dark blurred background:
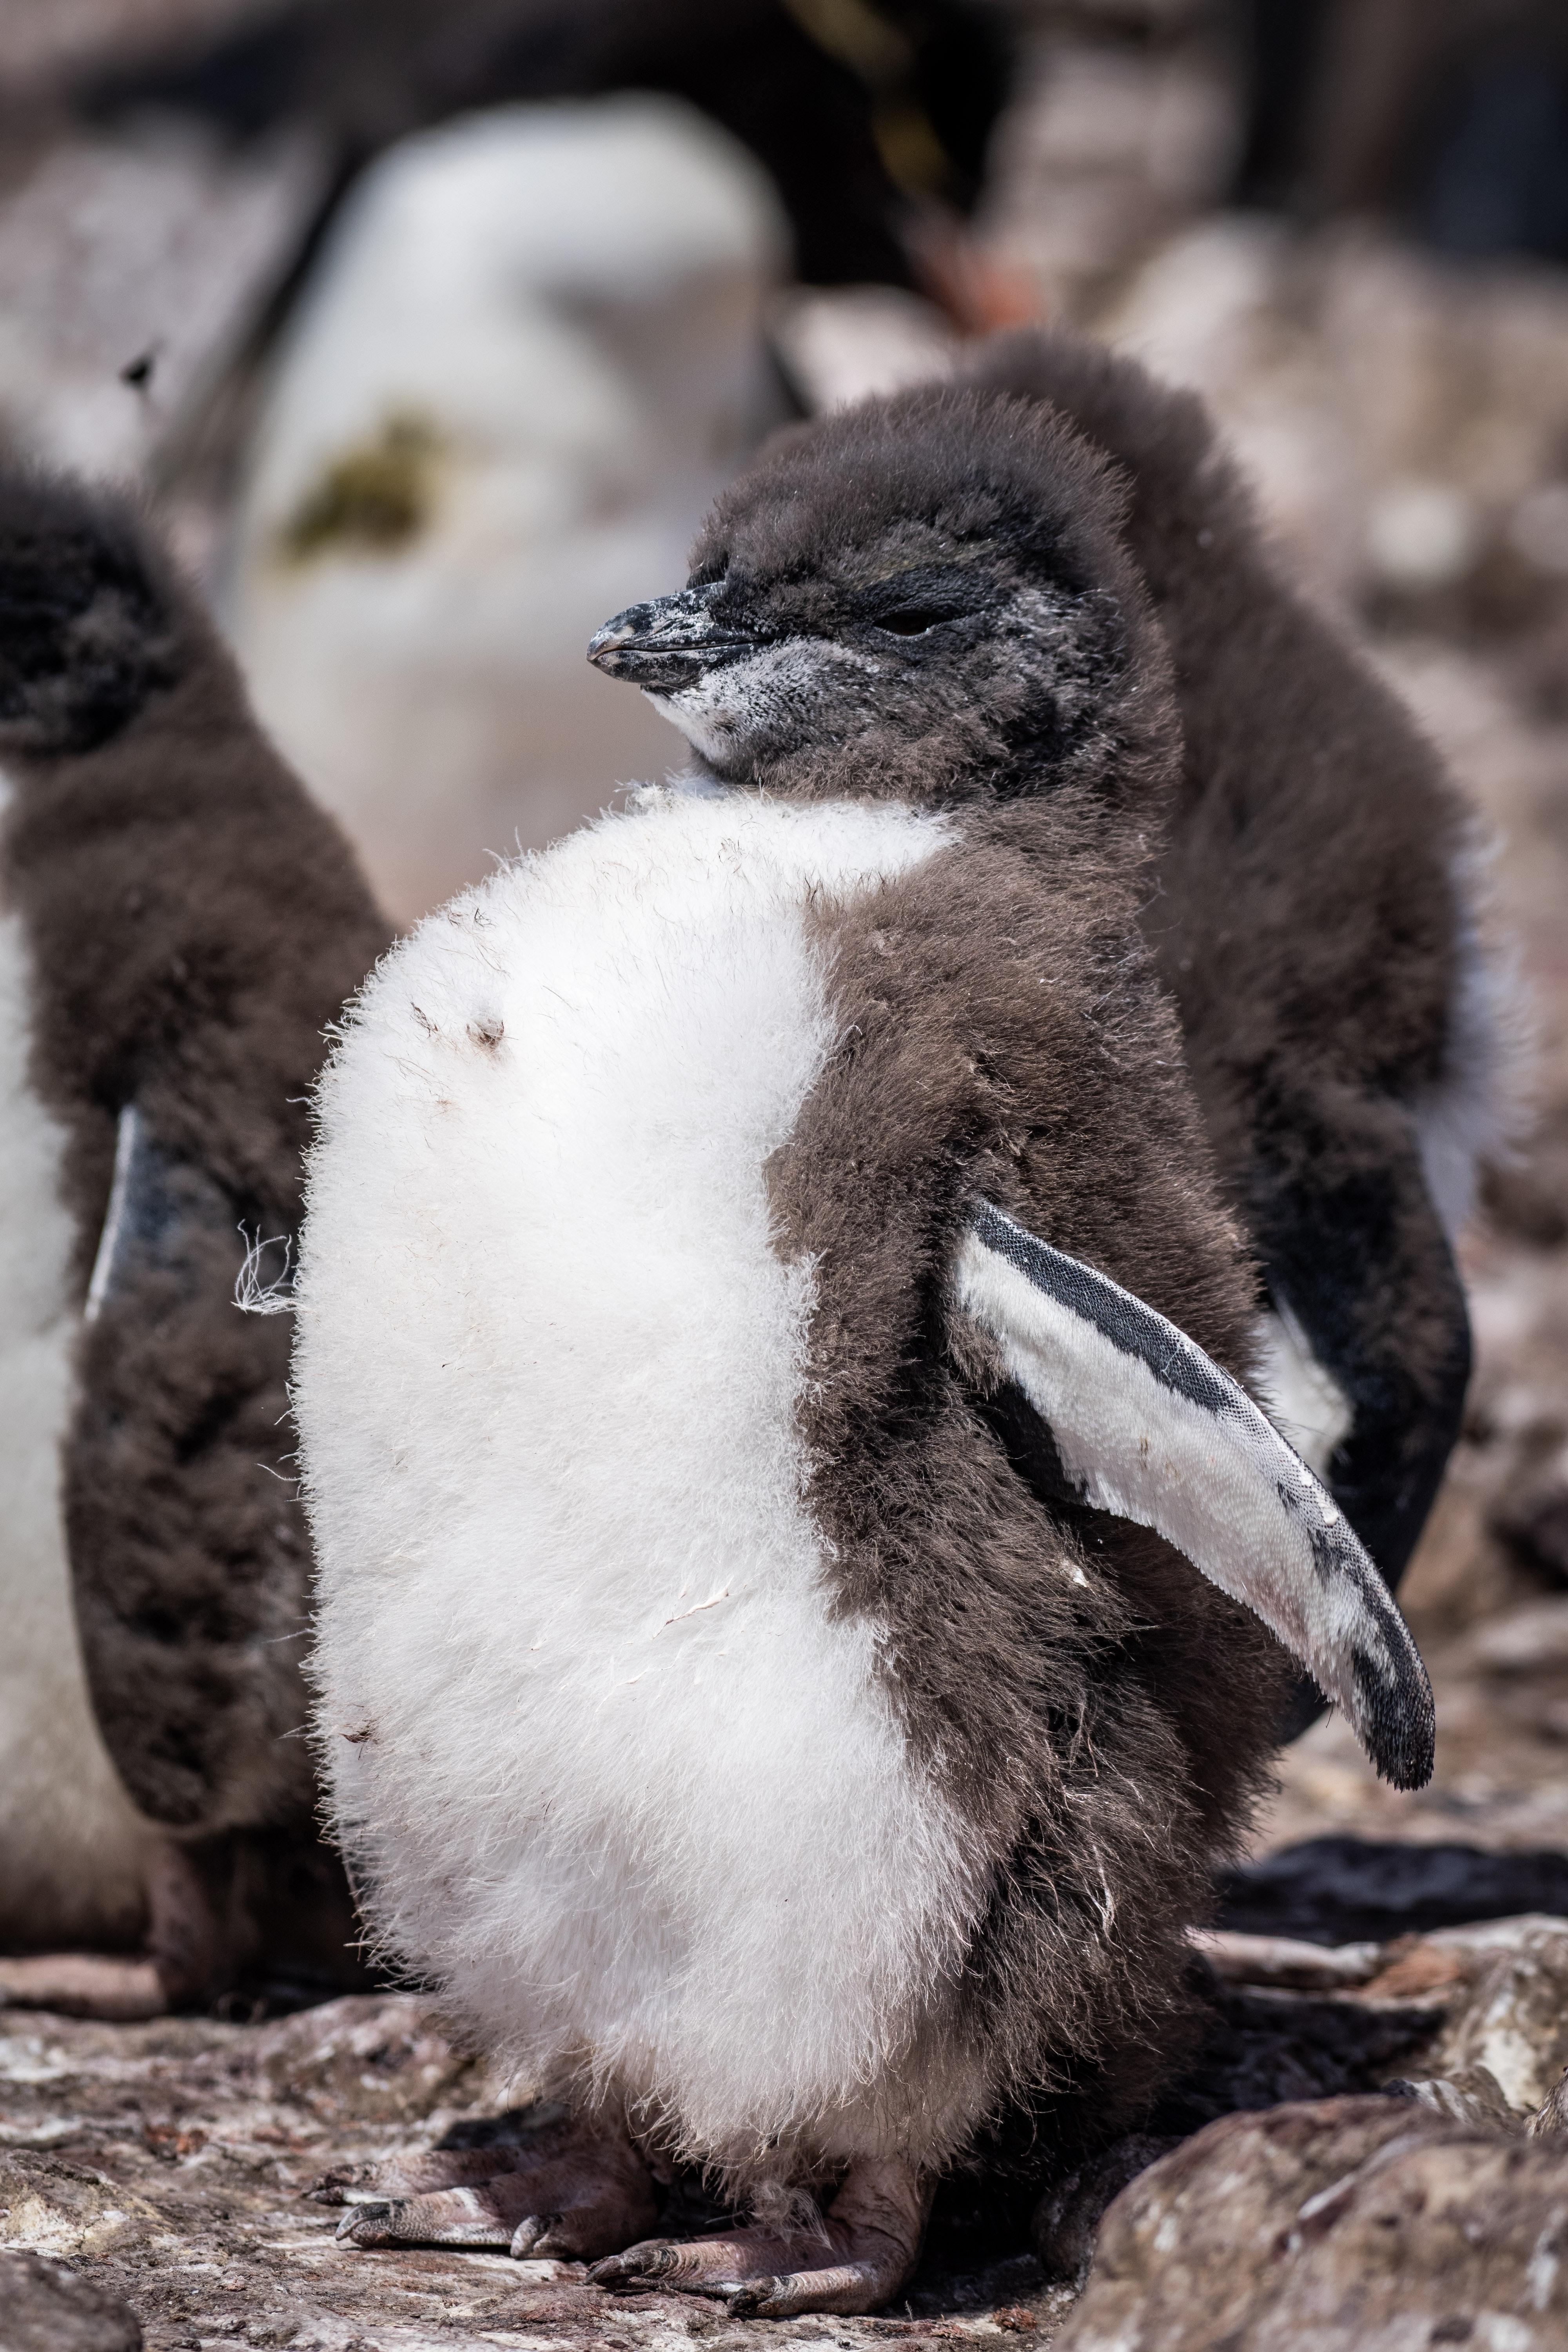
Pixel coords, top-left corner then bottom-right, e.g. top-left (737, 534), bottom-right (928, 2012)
top-left (5, 0), bottom-right (1568, 1854)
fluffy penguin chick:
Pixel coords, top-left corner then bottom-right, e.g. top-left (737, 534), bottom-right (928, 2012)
top-left (296, 388), bottom-right (1433, 2318)
top-left (0, 466), bottom-right (390, 2014)
top-left (960, 330), bottom-right (1509, 1733)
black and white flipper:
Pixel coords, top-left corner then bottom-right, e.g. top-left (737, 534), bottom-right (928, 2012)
top-left (954, 1198), bottom-right (1435, 1790)
top-left (84, 1104), bottom-right (240, 1323)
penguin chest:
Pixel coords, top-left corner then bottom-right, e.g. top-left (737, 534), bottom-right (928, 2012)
top-left (299, 790), bottom-right (987, 2146)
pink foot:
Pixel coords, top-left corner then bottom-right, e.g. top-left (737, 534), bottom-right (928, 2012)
top-left (0, 1840), bottom-right (224, 2021)
top-left (589, 2156), bottom-right (930, 2318)
top-left (0, 1954), bottom-right (166, 2021)
top-left (319, 2106), bottom-right (657, 2262)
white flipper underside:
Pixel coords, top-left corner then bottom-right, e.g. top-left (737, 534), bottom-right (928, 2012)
top-left (953, 1200), bottom-right (1434, 1789)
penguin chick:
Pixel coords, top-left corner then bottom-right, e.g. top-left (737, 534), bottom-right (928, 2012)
top-left (294, 387), bottom-right (1432, 2318)
top-left (0, 466), bottom-right (390, 2014)
top-left (959, 329), bottom-right (1508, 1732)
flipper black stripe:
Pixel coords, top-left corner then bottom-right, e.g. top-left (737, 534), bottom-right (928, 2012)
top-left (955, 1198), bottom-right (1435, 1789)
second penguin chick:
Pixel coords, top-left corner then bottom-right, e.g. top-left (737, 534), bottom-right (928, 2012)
top-left (0, 467), bottom-right (391, 2013)
top-left (961, 328), bottom-right (1507, 1729)
top-left (294, 388), bottom-right (1433, 2318)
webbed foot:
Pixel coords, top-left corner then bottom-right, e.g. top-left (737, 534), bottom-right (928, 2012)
top-left (318, 2105), bottom-right (656, 2262)
top-left (589, 2155), bottom-right (929, 2318)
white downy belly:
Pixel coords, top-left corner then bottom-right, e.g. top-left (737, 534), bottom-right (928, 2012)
top-left (296, 788), bottom-right (986, 2163)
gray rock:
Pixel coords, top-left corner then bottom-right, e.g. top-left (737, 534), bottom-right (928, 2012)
top-left (1056, 2094), bottom-right (1568, 2350)
top-left (251, 1991), bottom-right (492, 2123)
top-left (0, 2251), bottom-right (141, 2352)
top-left (1381, 2065), bottom-right (1521, 2132)
top-left (1217, 1836), bottom-right (1568, 1945)
top-left (0, 121), bottom-right (324, 481)
top-left (1422, 1926), bottom-right (1568, 2114)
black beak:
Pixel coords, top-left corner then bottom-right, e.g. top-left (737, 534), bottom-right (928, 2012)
top-left (586, 585), bottom-right (760, 693)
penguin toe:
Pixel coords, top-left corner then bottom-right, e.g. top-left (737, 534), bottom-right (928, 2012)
top-left (517, 2195), bottom-right (651, 2263)
top-left (592, 2158), bottom-right (926, 2315)
top-left (587, 2238), bottom-right (684, 2289)
top-left (590, 2228), bottom-right (893, 2314)
top-left (325, 2112), bottom-right (657, 2261)
top-left (730, 2263), bottom-right (886, 2319)
top-left (507, 2213), bottom-right (557, 2258)
top-left (312, 2171), bottom-right (375, 2206)
top-left (335, 2184), bottom-right (532, 2248)
top-left (336, 2201), bottom-right (393, 2242)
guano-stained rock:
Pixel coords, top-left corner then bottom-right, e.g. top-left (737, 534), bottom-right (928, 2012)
top-left (1056, 2095), bottom-right (1568, 2351)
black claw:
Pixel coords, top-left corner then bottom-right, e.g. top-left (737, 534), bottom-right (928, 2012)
top-left (310, 2174), bottom-right (364, 2206)
top-left (509, 2212), bottom-right (561, 2259)
top-left (337, 2201), bottom-right (394, 2243)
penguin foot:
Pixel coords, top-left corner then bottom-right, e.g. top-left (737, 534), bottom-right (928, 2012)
top-left (588, 2154), bottom-right (929, 2318)
top-left (0, 1954), bottom-right (167, 2020)
top-left (320, 2107), bottom-right (656, 2263)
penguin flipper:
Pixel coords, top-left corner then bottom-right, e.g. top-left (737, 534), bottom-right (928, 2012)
top-left (84, 1105), bottom-right (237, 1323)
top-left (953, 1196), bottom-right (1435, 1790)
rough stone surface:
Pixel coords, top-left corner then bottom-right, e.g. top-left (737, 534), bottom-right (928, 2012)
top-left (0, 1996), bottom-right (1070, 2348)
top-left (11, 1923), bottom-right (1568, 2345)
top-left (0, 2249), bottom-right (142, 2351)
top-left (1054, 2097), bottom-right (1568, 2351)
top-left (1422, 1929), bottom-right (1568, 2116)
top-left (0, 123), bottom-right (323, 481)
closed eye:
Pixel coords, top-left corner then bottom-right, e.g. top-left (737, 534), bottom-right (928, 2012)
top-left (877, 608), bottom-right (951, 637)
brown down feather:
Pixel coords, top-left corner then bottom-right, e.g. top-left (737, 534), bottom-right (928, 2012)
top-left (0, 466), bottom-right (391, 1994)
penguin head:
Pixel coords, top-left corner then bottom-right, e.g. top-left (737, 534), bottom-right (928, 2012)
top-left (588, 384), bottom-right (1176, 811)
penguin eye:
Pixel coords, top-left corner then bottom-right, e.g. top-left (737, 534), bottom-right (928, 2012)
top-left (877, 608), bottom-right (950, 638)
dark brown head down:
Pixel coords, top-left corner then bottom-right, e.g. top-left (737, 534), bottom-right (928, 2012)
top-left (961, 330), bottom-right (1477, 1623)
top-left (0, 467), bottom-right (392, 1998)
top-left (591, 385), bottom-right (1178, 831)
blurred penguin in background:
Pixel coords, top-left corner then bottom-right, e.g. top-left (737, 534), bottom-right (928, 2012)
top-left (79, 0), bottom-right (1017, 294)
top-left (0, 465), bottom-right (390, 2017)
top-left (225, 97), bottom-right (791, 924)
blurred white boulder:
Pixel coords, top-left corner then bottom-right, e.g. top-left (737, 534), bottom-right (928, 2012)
top-left (769, 286), bottom-right (957, 412)
top-left (225, 96), bottom-right (790, 923)
top-left (0, 118), bottom-right (323, 482)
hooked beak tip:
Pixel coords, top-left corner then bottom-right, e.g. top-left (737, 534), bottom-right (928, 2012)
top-left (585, 617), bottom-right (637, 676)
top-left (586, 588), bottom-right (757, 691)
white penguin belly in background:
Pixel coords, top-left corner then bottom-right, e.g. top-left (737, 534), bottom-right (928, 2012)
top-left (225, 100), bottom-right (789, 926)
top-left (296, 788), bottom-right (986, 2170)
top-left (0, 862), bottom-right (156, 1953)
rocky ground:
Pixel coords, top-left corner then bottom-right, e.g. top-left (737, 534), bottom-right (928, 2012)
top-left (8, 8), bottom-right (1568, 2347)
top-left (5, 613), bottom-right (1568, 2347)
top-left (13, 1890), bottom-right (1568, 2346)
